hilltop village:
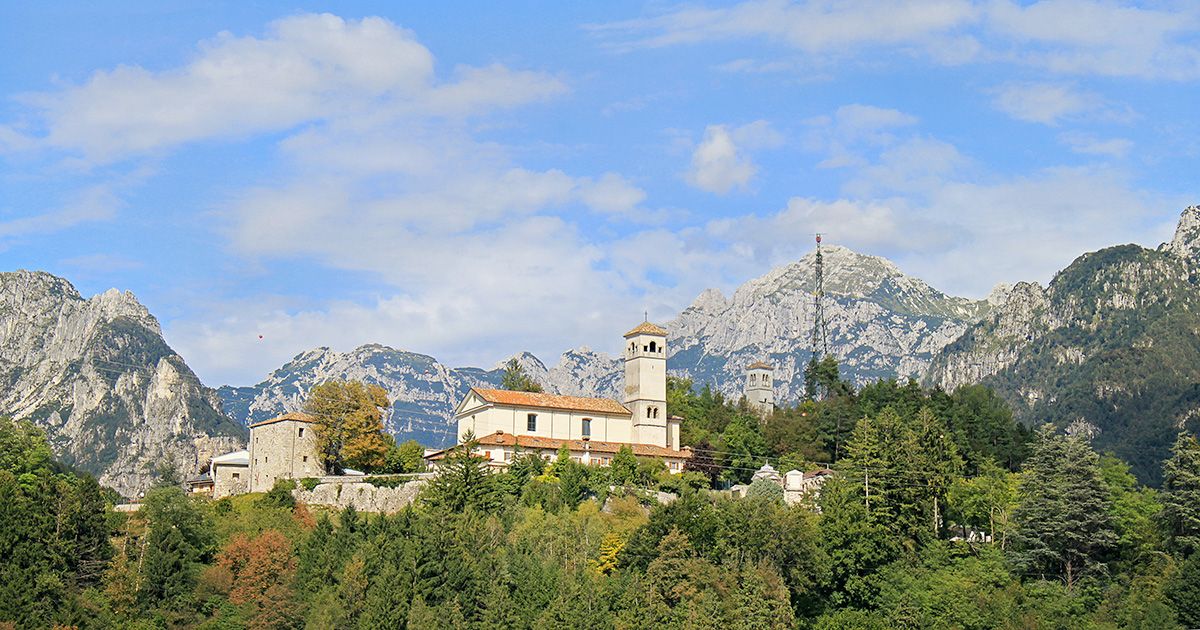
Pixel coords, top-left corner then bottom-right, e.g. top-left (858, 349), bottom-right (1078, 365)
top-left (191, 320), bottom-right (831, 510)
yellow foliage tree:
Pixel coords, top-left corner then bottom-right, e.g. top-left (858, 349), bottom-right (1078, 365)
top-left (591, 531), bottom-right (625, 575)
top-left (304, 381), bottom-right (392, 474)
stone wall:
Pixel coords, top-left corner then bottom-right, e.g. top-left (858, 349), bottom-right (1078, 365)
top-left (292, 476), bottom-right (430, 513)
top-left (212, 463), bottom-right (247, 499)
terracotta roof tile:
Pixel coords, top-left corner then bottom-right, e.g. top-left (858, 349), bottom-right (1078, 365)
top-left (623, 321), bottom-right (667, 337)
top-left (429, 431), bottom-right (692, 460)
top-left (746, 361), bottom-right (774, 370)
top-left (472, 388), bottom-right (630, 415)
top-left (249, 411), bottom-right (315, 429)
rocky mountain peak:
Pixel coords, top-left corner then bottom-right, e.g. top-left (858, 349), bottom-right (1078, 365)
top-left (1163, 204), bottom-right (1200, 260)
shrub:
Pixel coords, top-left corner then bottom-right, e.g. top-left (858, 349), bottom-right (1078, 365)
top-left (299, 477), bottom-right (320, 492)
top-left (258, 479), bottom-right (297, 509)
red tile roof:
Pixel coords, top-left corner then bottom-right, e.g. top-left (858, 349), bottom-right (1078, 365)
top-left (471, 388), bottom-right (630, 415)
top-left (249, 411), bottom-right (315, 429)
top-left (746, 361), bottom-right (774, 370)
top-left (428, 431), bottom-right (692, 461)
top-left (623, 321), bottom-right (667, 337)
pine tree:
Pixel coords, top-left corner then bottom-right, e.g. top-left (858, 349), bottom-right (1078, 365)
top-left (1009, 425), bottom-right (1117, 591)
top-left (1161, 431), bottom-right (1200, 557)
top-left (423, 437), bottom-right (499, 513)
top-left (500, 358), bottom-right (544, 392)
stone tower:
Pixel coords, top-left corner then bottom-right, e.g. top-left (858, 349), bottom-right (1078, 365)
top-left (624, 321), bottom-right (668, 447)
top-left (746, 361), bottom-right (775, 417)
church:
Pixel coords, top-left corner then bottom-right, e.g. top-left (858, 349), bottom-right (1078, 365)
top-left (432, 321), bottom-right (693, 472)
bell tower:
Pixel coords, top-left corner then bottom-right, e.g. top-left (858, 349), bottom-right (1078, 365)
top-left (745, 361), bottom-right (775, 418)
top-left (624, 320), bottom-right (668, 447)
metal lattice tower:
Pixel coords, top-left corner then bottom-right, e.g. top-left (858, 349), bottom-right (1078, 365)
top-left (810, 234), bottom-right (829, 360)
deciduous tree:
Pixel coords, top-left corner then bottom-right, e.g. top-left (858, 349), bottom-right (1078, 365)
top-left (304, 380), bottom-right (392, 474)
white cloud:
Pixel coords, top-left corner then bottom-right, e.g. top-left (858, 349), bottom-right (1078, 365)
top-left (592, 0), bottom-right (979, 54)
top-left (989, 82), bottom-right (1096, 125)
top-left (594, 0), bottom-right (1200, 80)
top-left (0, 183), bottom-right (122, 239)
top-left (985, 0), bottom-right (1200, 80)
top-left (1058, 132), bottom-right (1133, 157)
top-left (13, 14), bottom-right (565, 162)
top-left (806, 104), bottom-right (919, 167)
top-left (685, 121), bottom-right (781, 194)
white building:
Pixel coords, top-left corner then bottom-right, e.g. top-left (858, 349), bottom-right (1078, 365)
top-left (432, 321), bottom-right (691, 471)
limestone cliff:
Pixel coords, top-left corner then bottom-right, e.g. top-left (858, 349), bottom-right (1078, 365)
top-left (925, 205), bottom-right (1200, 484)
top-left (0, 271), bottom-right (245, 496)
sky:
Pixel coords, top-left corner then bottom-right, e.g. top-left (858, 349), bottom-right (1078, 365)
top-left (1, 1), bottom-right (1198, 386)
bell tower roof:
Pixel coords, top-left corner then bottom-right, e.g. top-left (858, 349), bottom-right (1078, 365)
top-left (624, 321), bottom-right (667, 338)
top-left (746, 361), bottom-right (774, 371)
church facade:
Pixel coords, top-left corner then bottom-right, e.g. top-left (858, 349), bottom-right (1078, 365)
top-left (436, 321), bottom-right (692, 472)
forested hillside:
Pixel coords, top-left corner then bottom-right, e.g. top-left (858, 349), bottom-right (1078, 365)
top-left (6, 368), bottom-right (1200, 628)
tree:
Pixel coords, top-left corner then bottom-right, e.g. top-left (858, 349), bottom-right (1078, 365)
top-left (304, 380), bottom-right (392, 474)
top-left (423, 436), bottom-right (499, 513)
top-left (500, 358), bottom-right (543, 392)
top-left (387, 439), bottom-right (427, 474)
top-left (1009, 425), bottom-right (1117, 591)
top-left (611, 445), bottom-right (638, 486)
top-left (1167, 553), bottom-right (1200, 628)
top-left (1161, 431), bottom-right (1200, 557)
top-left (745, 479), bottom-right (784, 504)
top-left (0, 417), bottom-right (52, 475)
top-left (218, 530), bottom-right (297, 629)
top-left (139, 486), bottom-right (216, 607)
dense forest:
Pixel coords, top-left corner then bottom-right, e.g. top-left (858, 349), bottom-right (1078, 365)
top-left (4, 363), bottom-right (1200, 628)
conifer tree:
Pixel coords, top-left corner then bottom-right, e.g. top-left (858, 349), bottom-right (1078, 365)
top-left (500, 358), bottom-right (544, 392)
top-left (1009, 425), bottom-right (1116, 591)
top-left (612, 445), bottom-right (638, 485)
top-left (1161, 431), bottom-right (1200, 557)
top-left (423, 436), bottom-right (499, 513)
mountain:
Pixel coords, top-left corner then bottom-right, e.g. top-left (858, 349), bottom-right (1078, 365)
top-left (216, 345), bottom-right (626, 446)
top-left (220, 246), bottom-right (990, 446)
top-left (0, 271), bottom-right (245, 496)
top-left (926, 205), bottom-right (1200, 484)
top-left (666, 245), bottom-right (994, 401)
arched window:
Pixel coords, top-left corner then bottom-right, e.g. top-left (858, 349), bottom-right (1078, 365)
top-left (647, 407), bottom-right (653, 418)
top-left (582, 418), bottom-right (591, 437)
top-left (649, 341), bottom-right (657, 353)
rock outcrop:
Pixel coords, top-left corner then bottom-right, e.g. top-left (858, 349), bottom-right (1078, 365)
top-left (0, 271), bottom-right (244, 496)
top-left (925, 204), bottom-right (1200, 484)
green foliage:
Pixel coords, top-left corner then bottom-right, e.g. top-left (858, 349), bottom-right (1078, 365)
top-left (611, 444), bottom-right (638, 485)
top-left (745, 478), bottom-right (784, 503)
top-left (422, 438), bottom-right (500, 513)
top-left (139, 486), bottom-right (217, 608)
top-left (257, 477), bottom-right (297, 509)
top-left (1161, 431), bottom-right (1200, 556)
top-left (1009, 426), bottom-right (1118, 591)
top-left (385, 438), bottom-right (427, 474)
top-left (500, 358), bottom-right (544, 392)
top-left (299, 476), bottom-right (320, 491)
top-left (0, 416), bottom-right (53, 475)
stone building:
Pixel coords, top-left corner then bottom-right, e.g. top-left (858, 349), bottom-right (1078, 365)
top-left (745, 361), bottom-right (775, 417)
top-left (247, 412), bottom-right (323, 493)
top-left (432, 321), bottom-right (691, 471)
top-left (210, 449), bottom-right (248, 498)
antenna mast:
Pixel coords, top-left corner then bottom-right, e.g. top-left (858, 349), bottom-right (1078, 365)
top-left (811, 234), bottom-right (829, 361)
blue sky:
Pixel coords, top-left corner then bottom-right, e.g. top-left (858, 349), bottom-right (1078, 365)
top-left (1, 1), bottom-right (1197, 385)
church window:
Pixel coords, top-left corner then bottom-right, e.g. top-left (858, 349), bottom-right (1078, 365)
top-left (647, 408), bottom-right (653, 418)
top-left (582, 418), bottom-right (591, 437)
top-left (649, 341), bottom-right (657, 353)
top-left (527, 413), bottom-right (537, 432)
